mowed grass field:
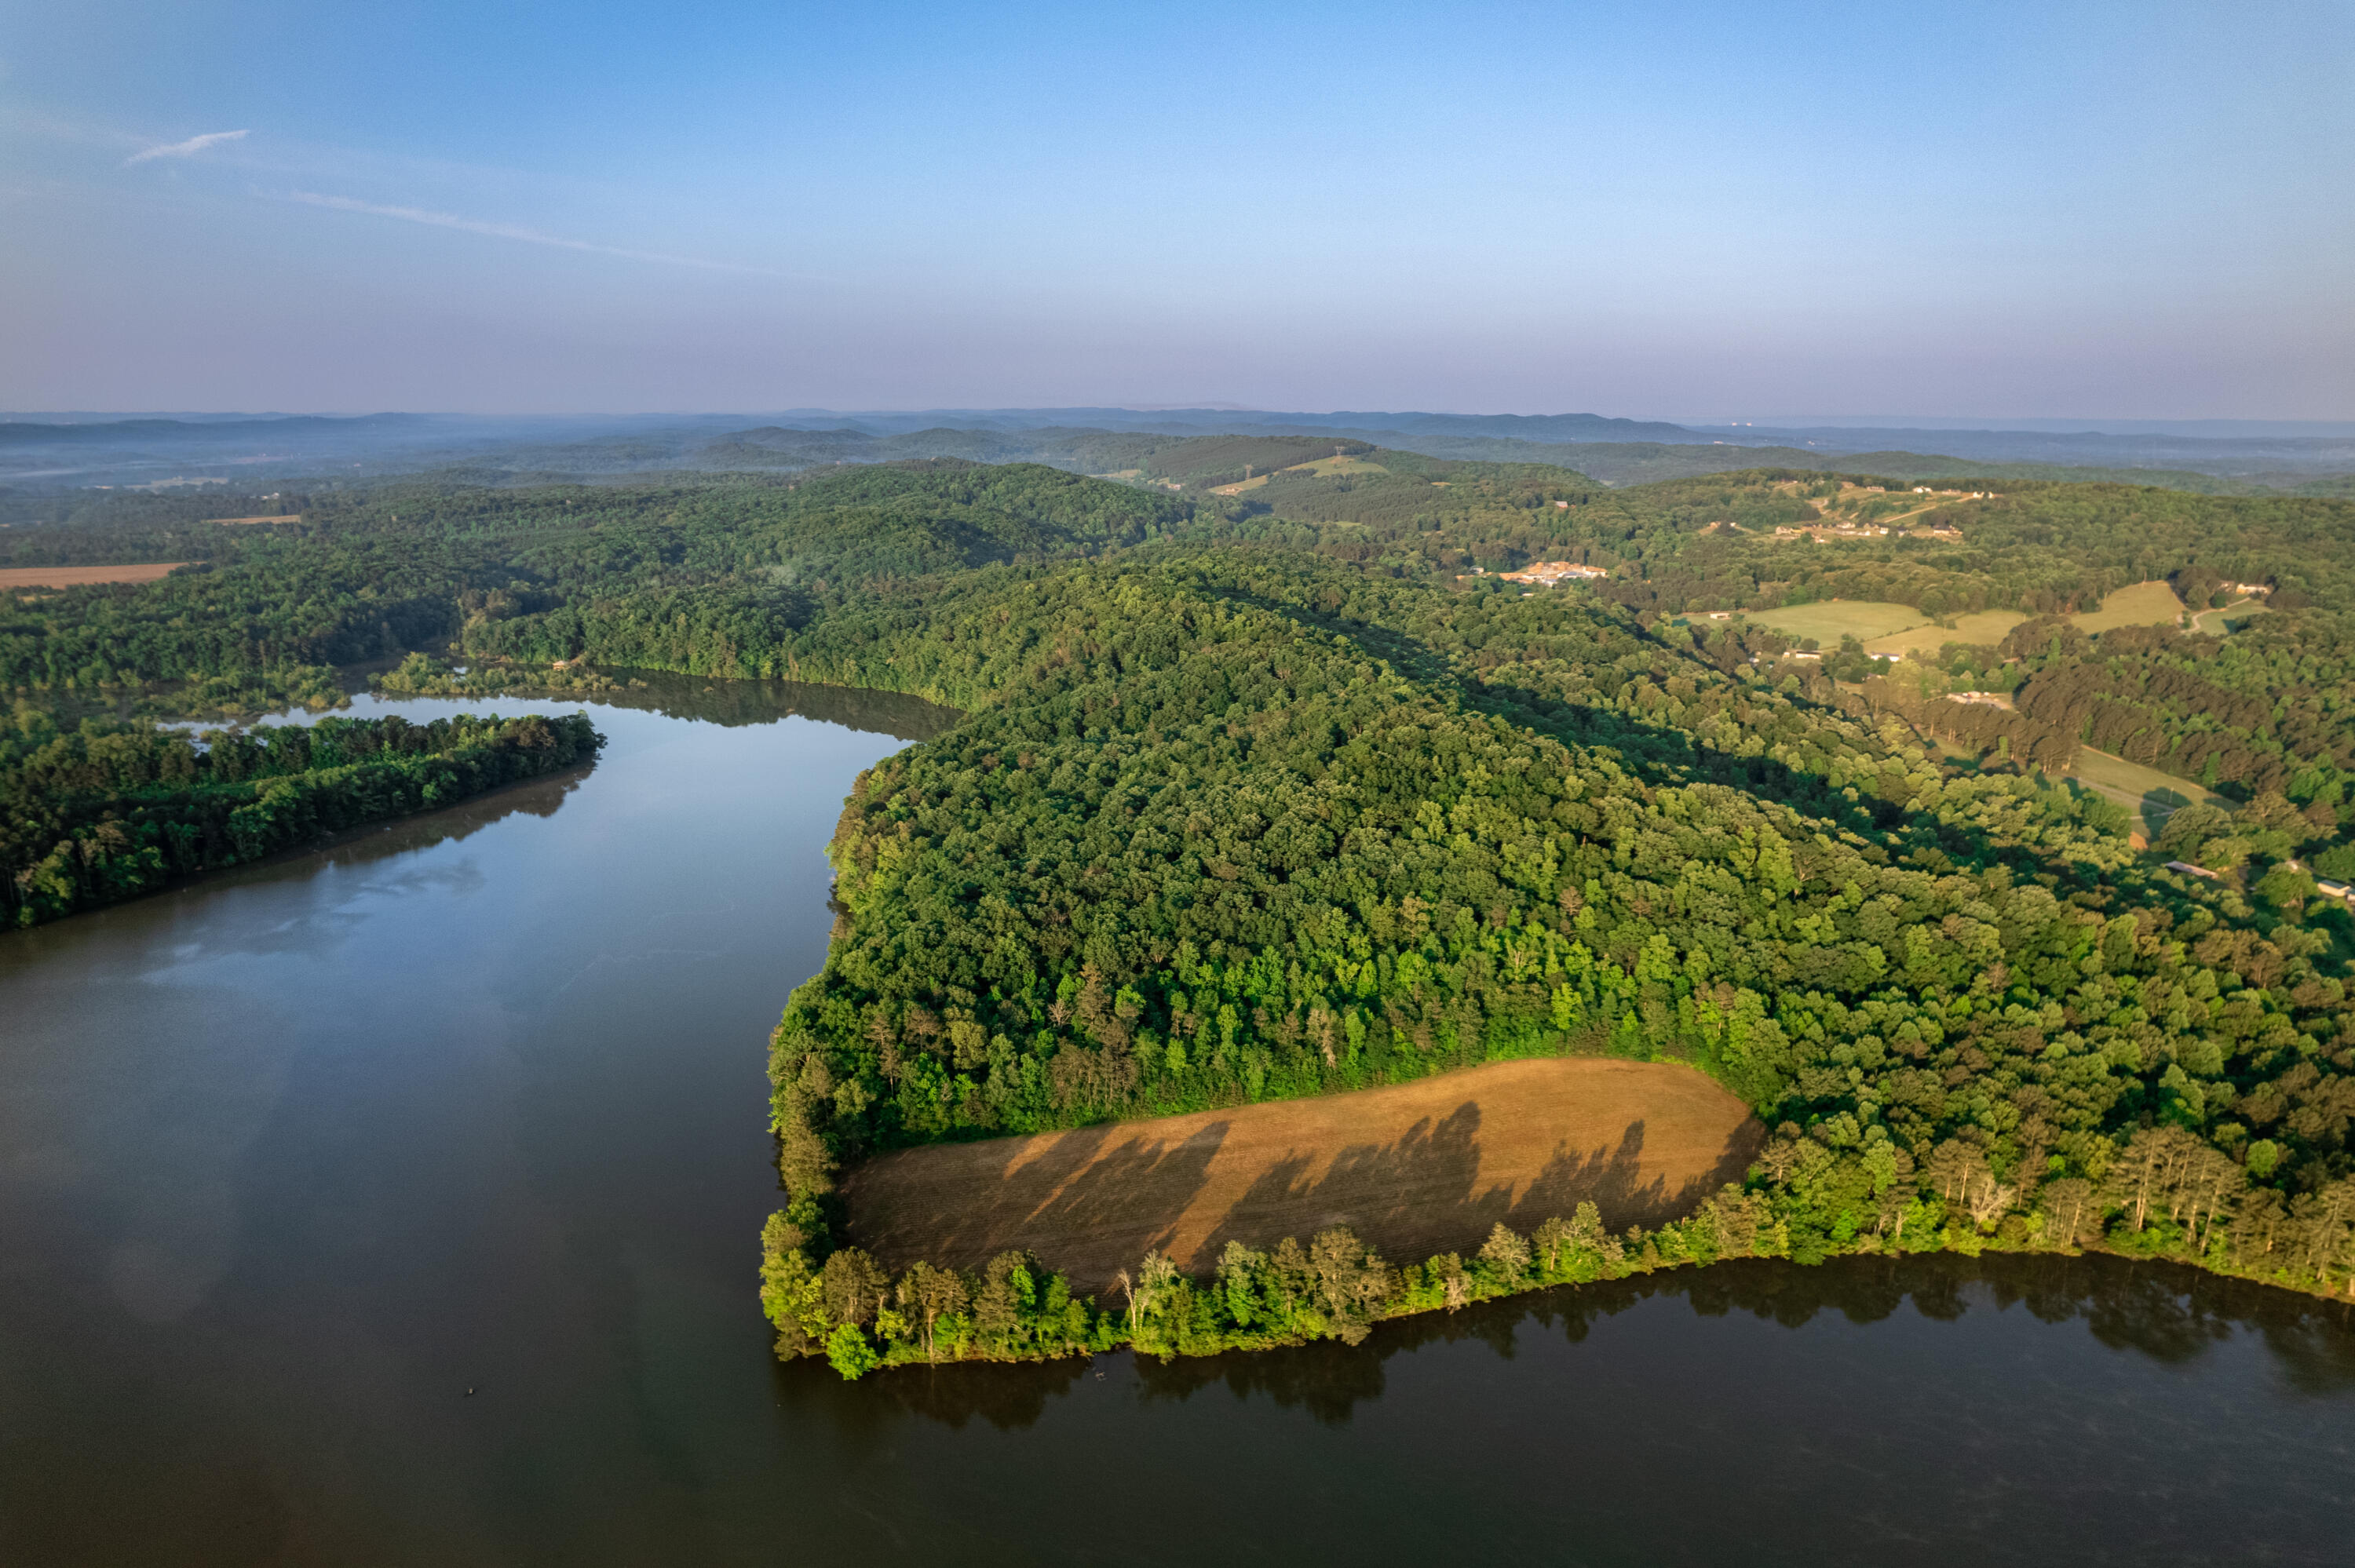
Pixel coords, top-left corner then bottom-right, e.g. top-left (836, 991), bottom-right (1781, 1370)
top-left (1289, 454), bottom-right (1387, 478)
top-left (1745, 584), bottom-right (2185, 655)
top-left (1209, 455), bottom-right (1387, 494)
top-left (2071, 747), bottom-right (2233, 826)
top-left (1864, 609), bottom-right (2028, 658)
top-left (2189, 599), bottom-right (2271, 637)
top-left (0, 563), bottom-right (186, 590)
top-left (841, 1058), bottom-right (1762, 1292)
top-left (2069, 581), bottom-right (2186, 634)
top-left (1743, 600), bottom-right (1925, 644)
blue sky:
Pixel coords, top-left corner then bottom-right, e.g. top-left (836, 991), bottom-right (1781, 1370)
top-left (3, 0), bottom-right (2350, 416)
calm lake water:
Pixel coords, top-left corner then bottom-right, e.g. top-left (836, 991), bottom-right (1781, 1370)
top-left (4, 680), bottom-right (2352, 1566)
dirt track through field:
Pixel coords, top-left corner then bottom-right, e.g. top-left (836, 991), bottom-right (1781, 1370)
top-left (842, 1058), bottom-right (1763, 1291)
top-left (0, 563), bottom-right (187, 589)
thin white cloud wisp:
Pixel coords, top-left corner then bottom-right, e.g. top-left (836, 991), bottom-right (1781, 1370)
top-left (283, 190), bottom-right (776, 275)
top-left (127, 129), bottom-right (250, 165)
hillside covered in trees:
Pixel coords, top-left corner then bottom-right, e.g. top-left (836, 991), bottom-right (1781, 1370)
top-left (9, 457), bottom-right (2355, 1375)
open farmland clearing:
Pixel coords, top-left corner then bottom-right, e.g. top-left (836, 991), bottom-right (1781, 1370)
top-left (2068, 581), bottom-right (2188, 634)
top-left (1288, 454), bottom-right (1388, 479)
top-left (0, 563), bottom-right (188, 590)
top-left (1864, 610), bottom-right (2028, 658)
top-left (2070, 746), bottom-right (2236, 826)
top-left (1747, 582), bottom-right (2185, 658)
top-left (1210, 454), bottom-right (1389, 495)
top-left (1743, 600), bottom-right (1926, 644)
top-left (841, 1058), bottom-right (1761, 1293)
top-left (2189, 599), bottom-right (2271, 636)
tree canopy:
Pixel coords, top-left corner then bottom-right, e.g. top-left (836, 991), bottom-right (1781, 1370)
top-left (10, 455), bottom-right (2355, 1373)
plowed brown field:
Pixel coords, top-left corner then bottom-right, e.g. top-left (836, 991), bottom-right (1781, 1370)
top-left (0, 563), bottom-right (186, 589)
top-left (842, 1058), bottom-right (1763, 1291)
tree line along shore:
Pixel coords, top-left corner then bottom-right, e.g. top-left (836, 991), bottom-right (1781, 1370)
top-left (6, 454), bottom-right (2355, 1376)
top-left (765, 1111), bottom-right (2350, 1380)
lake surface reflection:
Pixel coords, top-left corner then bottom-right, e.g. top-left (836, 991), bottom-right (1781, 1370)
top-left (3, 680), bottom-right (2351, 1566)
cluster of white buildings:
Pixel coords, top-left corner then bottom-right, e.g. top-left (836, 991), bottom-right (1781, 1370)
top-left (1773, 523), bottom-right (1893, 541)
top-left (1499, 561), bottom-right (1611, 585)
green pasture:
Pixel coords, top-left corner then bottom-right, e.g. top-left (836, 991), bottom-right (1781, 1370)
top-left (2069, 746), bottom-right (2233, 832)
top-left (1743, 600), bottom-right (1926, 644)
top-left (1864, 609), bottom-right (2027, 658)
top-left (2068, 581), bottom-right (2186, 634)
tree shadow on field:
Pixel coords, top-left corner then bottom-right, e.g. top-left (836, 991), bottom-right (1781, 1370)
top-left (842, 1118), bottom-right (1229, 1292)
top-left (1189, 1101), bottom-right (1762, 1273)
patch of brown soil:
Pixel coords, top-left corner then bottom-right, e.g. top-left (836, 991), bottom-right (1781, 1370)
top-left (842, 1058), bottom-right (1763, 1292)
top-left (0, 563), bottom-right (188, 589)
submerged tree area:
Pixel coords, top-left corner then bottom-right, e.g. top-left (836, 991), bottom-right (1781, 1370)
top-left (8, 457), bottom-right (2355, 1373)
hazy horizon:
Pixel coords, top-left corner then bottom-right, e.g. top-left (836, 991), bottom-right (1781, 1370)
top-left (5, 1), bottom-right (2350, 418)
top-left (9, 409), bottom-right (2355, 445)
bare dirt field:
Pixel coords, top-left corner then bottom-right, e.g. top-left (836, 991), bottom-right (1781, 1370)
top-left (0, 563), bottom-right (186, 590)
top-left (842, 1058), bottom-right (1763, 1291)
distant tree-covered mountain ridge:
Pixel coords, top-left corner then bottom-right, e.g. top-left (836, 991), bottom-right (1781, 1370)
top-left (9, 458), bottom-right (2355, 1374)
top-left (15, 410), bottom-right (2350, 497)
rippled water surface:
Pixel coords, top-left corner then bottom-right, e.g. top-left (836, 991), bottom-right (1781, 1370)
top-left (4, 680), bottom-right (2351, 1566)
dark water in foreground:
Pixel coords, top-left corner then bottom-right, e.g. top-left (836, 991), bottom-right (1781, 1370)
top-left (4, 682), bottom-right (2352, 1566)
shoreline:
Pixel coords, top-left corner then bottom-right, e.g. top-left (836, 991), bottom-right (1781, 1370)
top-left (766, 1186), bottom-right (2355, 1381)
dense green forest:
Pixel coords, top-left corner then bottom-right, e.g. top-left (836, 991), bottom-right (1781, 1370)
top-left (738, 541), bottom-right (2355, 1375)
top-left (1206, 460), bottom-right (2355, 620)
top-left (2003, 615), bottom-right (2355, 801)
top-left (9, 455), bottom-right (2355, 1378)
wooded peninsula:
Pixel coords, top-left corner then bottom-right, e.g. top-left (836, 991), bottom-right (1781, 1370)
top-left (8, 441), bottom-right (2355, 1380)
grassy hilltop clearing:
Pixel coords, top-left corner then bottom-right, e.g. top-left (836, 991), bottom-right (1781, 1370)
top-left (10, 449), bottom-right (2355, 1377)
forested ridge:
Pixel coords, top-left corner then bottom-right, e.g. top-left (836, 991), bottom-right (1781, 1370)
top-left (740, 545), bottom-right (2355, 1376)
top-left (1211, 460), bottom-right (2355, 620)
top-left (10, 458), bottom-right (2355, 1377)
top-left (2005, 614), bottom-right (2355, 801)
top-left (1174, 454), bottom-right (2355, 808)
